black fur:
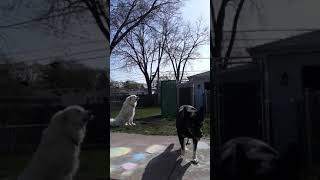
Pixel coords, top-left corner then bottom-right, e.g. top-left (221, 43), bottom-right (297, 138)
top-left (217, 137), bottom-right (301, 180)
top-left (218, 137), bottom-right (280, 180)
top-left (176, 105), bottom-right (205, 162)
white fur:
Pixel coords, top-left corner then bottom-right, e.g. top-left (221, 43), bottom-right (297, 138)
top-left (18, 105), bottom-right (92, 180)
top-left (110, 95), bottom-right (138, 127)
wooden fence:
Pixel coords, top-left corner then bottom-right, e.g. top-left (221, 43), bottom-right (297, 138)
top-left (110, 94), bottom-right (158, 111)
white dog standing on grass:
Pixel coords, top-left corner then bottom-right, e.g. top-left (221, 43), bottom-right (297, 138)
top-left (18, 105), bottom-right (93, 180)
top-left (110, 95), bottom-right (139, 127)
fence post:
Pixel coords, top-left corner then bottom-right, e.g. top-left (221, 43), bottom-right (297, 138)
top-left (304, 89), bottom-right (312, 170)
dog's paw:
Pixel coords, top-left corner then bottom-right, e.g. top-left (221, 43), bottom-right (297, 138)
top-left (125, 122), bottom-right (129, 126)
top-left (191, 159), bottom-right (199, 165)
top-left (186, 139), bottom-right (190, 146)
top-left (132, 123), bottom-right (136, 126)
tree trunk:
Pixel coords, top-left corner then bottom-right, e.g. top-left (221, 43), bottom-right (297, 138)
top-left (147, 81), bottom-right (152, 95)
top-left (157, 67), bottom-right (160, 103)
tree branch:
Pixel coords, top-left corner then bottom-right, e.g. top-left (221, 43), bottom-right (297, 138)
top-left (213, 0), bottom-right (230, 59)
top-left (84, 0), bottom-right (109, 41)
top-left (224, 0), bottom-right (245, 68)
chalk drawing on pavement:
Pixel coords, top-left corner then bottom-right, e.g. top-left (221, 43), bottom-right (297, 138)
top-left (110, 147), bottom-right (131, 158)
top-left (121, 162), bottom-right (138, 171)
top-left (121, 169), bottom-right (135, 176)
top-left (111, 143), bottom-right (209, 177)
top-left (145, 144), bottom-right (165, 154)
top-left (131, 153), bottom-right (146, 161)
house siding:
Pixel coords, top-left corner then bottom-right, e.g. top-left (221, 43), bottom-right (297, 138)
top-left (266, 52), bottom-right (320, 153)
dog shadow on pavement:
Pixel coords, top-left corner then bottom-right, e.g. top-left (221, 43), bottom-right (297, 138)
top-left (141, 143), bottom-right (192, 180)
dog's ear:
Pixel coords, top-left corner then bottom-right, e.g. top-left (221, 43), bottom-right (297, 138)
top-left (177, 106), bottom-right (185, 120)
top-left (51, 109), bottom-right (68, 125)
top-left (127, 96), bottom-right (133, 102)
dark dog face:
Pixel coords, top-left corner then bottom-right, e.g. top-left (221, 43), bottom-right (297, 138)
top-left (218, 137), bottom-right (280, 180)
top-left (177, 105), bottom-right (205, 140)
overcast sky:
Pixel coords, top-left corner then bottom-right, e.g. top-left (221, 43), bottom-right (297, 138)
top-left (0, 1), bottom-right (107, 70)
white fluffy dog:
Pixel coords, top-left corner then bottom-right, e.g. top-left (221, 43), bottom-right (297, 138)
top-left (18, 105), bottom-right (93, 180)
top-left (110, 95), bottom-right (139, 127)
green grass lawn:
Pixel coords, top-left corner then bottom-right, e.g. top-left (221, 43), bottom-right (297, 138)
top-left (111, 106), bottom-right (161, 119)
top-left (110, 117), bottom-right (210, 136)
top-left (0, 149), bottom-right (107, 180)
top-left (110, 106), bottom-right (210, 136)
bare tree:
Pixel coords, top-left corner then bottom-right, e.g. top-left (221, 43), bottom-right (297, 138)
top-left (114, 18), bottom-right (170, 95)
top-left (2, 0), bottom-right (183, 53)
top-left (211, 0), bottom-right (261, 69)
top-left (110, 0), bottom-right (183, 52)
top-left (165, 19), bottom-right (209, 82)
top-left (9, 62), bottom-right (42, 87)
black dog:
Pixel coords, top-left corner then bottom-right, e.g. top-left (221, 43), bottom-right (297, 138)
top-left (176, 105), bottom-right (204, 164)
top-left (217, 137), bottom-right (287, 180)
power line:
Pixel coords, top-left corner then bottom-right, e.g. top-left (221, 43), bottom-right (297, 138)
top-left (5, 34), bottom-right (302, 59)
top-left (160, 70), bottom-right (208, 73)
top-left (42, 53), bottom-right (108, 63)
top-left (5, 40), bottom-right (106, 57)
top-left (110, 66), bottom-right (126, 71)
top-left (46, 26), bottom-right (96, 40)
top-left (188, 57), bottom-right (211, 59)
top-left (111, 66), bottom-right (209, 74)
top-left (10, 30), bottom-right (304, 63)
top-left (0, 9), bottom-right (89, 29)
top-left (3, 13), bottom-right (95, 40)
top-left (17, 48), bottom-right (107, 63)
top-left (227, 38), bottom-right (282, 41)
top-left (223, 28), bottom-right (320, 33)
top-left (71, 55), bottom-right (107, 63)
top-left (33, 54), bottom-right (107, 63)
top-left (110, 57), bottom-right (212, 71)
